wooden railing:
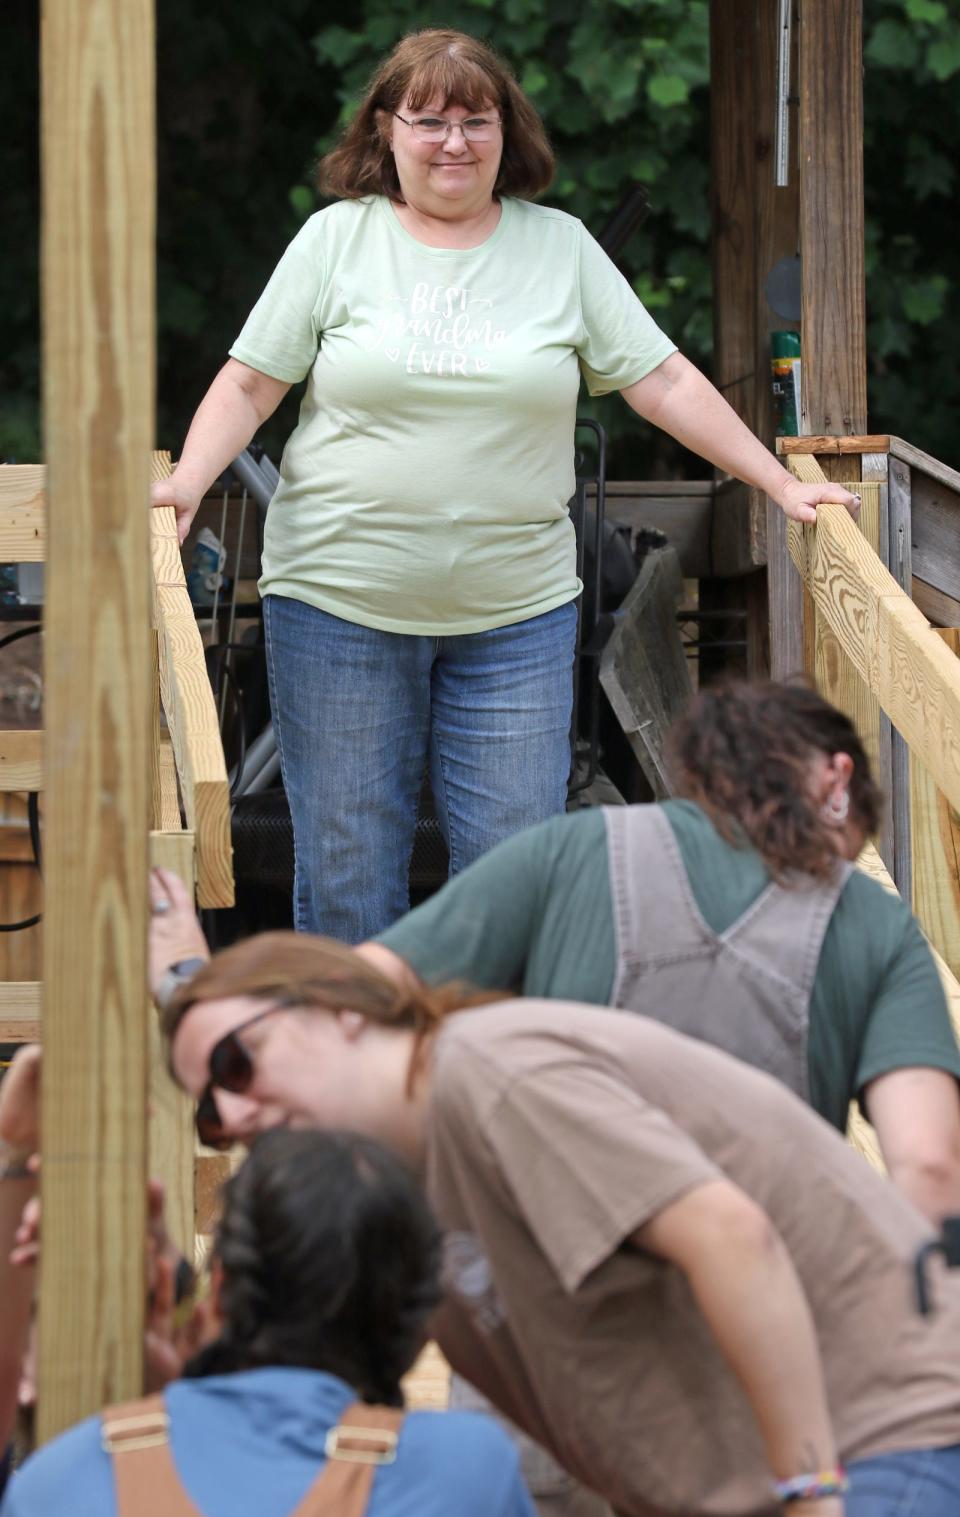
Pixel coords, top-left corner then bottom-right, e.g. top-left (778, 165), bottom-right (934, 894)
top-left (149, 452), bottom-right (233, 907)
top-left (785, 461), bottom-right (960, 819)
top-left (778, 439), bottom-right (960, 1165)
top-left (0, 455), bottom-right (234, 1258)
top-left (0, 453), bottom-right (233, 921)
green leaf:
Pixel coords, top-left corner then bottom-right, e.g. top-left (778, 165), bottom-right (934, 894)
top-left (905, 0), bottom-right (947, 22)
top-left (289, 185), bottom-right (316, 219)
top-left (905, 148), bottom-right (954, 200)
top-left (927, 34), bottom-right (960, 80)
top-left (521, 62), bottom-right (550, 96)
top-left (902, 274), bottom-right (949, 324)
top-left (312, 24), bottom-right (362, 68)
top-left (865, 19), bottom-right (920, 68)
top-left (632, 274), bottom-right (672, 311)
top-left (647, 73), bottom-right (689, 106)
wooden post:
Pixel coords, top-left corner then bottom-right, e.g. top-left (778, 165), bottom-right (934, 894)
top-left (798, 0), bottom-right (867, 437)
top-left (792, 6), bottom-right (888, 857)
top-left (710, 0), bottom-right (758, 435)
top-left (754, 0), bottom-right (804, 678)
top-left (706, 0), bottom-right (769, 679)
top-left (38, 0), bottom-right (155, 1440)
top-left (767, 0), bottom-right (868, 677)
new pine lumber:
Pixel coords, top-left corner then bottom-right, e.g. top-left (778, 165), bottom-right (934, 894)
top-left (151, 453), bottom-right (233, 907)
top-left (38, 0), bottom-right (154, 1436)
top-left (784, 454), bottom-right (960, 819)
top-left (910, 630), bottom-right (960, 983)
top-left (0, 465), bottom-right (46, 561)
top-left (783, 452), bottom-right (889, 853)
top-left (0, 731), bottom-right (43, 791)
top-left (0, 981), bottom-right (42, 1043)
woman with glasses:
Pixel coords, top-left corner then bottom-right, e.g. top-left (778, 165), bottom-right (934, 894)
top-left (0, 1128), bottom-right (537, 1517)
top-left (150, 27), bottom-right (857, 949)
top-left (153, 936), bottom-right (960, 1517)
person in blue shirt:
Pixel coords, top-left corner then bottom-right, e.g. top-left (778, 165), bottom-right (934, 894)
top-left (0, 1128), bottom-right (536, 1517)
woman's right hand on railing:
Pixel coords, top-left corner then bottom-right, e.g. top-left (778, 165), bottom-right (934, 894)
top-left (151, 474), bottom-right (203, 547)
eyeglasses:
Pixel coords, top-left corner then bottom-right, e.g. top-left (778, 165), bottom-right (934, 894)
top-left (195, 1002), bottom-right (289, 1151)
top-left (392, 111), bottom-right (502, 144)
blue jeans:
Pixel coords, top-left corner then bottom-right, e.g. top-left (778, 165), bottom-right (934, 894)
top-left (263, 595), bottom-right (577, 941)
top-left (846, 1444), bottom-right (960, 1515)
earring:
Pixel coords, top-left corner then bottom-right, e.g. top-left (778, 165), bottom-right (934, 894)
top-left (821, 788), bottom-right (850, 826)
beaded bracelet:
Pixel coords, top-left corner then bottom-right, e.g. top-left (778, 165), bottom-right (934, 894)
top-left (773, 1468), bottom-right (849, 1504)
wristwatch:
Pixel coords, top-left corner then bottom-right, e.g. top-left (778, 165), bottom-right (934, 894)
top-left (154, 956), bottom-right (208, 1014)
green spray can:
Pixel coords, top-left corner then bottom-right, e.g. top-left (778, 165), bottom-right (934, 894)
top-left (771, 330), bottom-right (801, 436)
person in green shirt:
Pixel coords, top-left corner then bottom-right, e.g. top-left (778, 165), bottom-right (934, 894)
top-left (150, 27), bottom-right (857, 948)
top-left (365, 681), bottom-right (960, 1224)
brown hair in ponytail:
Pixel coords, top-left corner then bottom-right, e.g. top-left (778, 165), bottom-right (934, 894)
top-left (666, 679), bottom-right (882, 882)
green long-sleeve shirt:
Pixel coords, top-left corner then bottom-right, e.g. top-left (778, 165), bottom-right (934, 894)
top-left (378, 801), bottom-right (960, 1130)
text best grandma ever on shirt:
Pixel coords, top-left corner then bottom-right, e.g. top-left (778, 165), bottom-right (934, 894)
top-left (230, 196), bottom-right (676, 636)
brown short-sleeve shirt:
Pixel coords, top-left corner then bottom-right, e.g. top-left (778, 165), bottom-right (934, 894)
top-left (426, 1000), bottom-right (960, 1517)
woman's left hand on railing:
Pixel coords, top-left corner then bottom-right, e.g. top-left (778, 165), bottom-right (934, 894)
top-left (773, 476), bottom-right (861, 526)
top-left (150, 474), bottom-right (205, 547)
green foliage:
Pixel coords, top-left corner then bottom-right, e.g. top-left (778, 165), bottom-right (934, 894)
top-left (2, 0), bottom-right (958, 474)
top-left (863, 0), bottom-right (960, 461)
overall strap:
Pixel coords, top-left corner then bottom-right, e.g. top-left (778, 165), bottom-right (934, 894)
top-left (723, 860), bottom-right (854, 1001)
top-left (102, 1394), bottom-right (204, 1517)
top-left (291, 1402), bottom-right (405, 1517)
top-left (606, 804), bottom-right (713, 1002)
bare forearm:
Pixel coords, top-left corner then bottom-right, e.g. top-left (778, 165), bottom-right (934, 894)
top-left (0, 1174), bottom-right (36, 1448)
top-left (868, 1068), bottom-right (960, 1223)
top-left (623, 354), bottom-right (797, 505)
top-left (888, 1158), bottom-right (960, 1223)
top-left (171, 360), bottom-right (288, 503)
top-left (685, 1221), bottom-right (837, 1481)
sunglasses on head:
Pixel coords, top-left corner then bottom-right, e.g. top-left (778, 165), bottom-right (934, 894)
top-left (195, 1002), bottom-right (290, 1151)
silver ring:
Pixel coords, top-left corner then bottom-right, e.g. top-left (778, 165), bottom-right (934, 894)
top-left (151, 898), bottom-right (172, 916)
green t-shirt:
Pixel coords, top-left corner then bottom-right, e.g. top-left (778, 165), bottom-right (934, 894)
top-left (377, 801), bottom-right (960, 1130)
top-left (230, 195), bottom-right (676, 635)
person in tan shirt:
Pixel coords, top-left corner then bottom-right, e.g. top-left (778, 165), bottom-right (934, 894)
top-left (159, 929), bottom-right (960, 1517)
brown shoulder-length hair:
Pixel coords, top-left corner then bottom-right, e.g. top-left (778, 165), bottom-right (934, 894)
top-left (163, 931), bottom-right (500, 1088)
top-left (666, 679), bottom-right (882, 882)
top-left (319, 28), bottom-right (554, 203)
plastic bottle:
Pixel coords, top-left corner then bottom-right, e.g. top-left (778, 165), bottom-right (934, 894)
top-left (186, 527), bottom-right (230, 606)
top-left (771, 330), bottom-right (801, 437)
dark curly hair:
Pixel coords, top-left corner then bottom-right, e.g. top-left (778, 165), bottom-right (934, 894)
top-left (667, 680), bottom-right (882, 881)
top-left (184, 1129), bottom-right (441, 1404)
top-left (318, 28), bottom-right (554, 202)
